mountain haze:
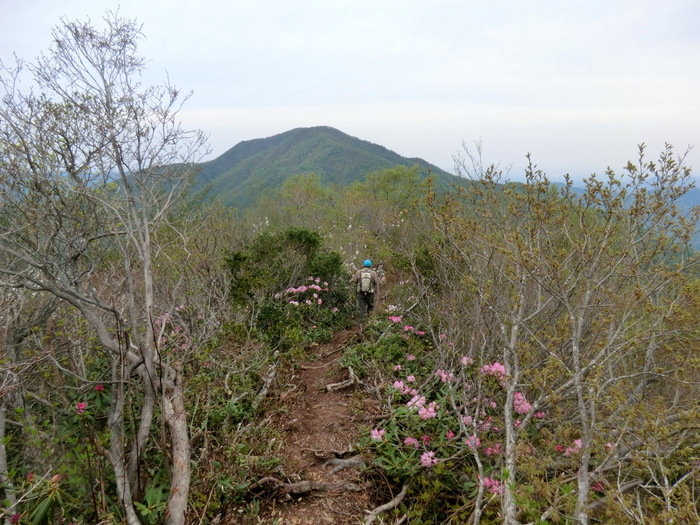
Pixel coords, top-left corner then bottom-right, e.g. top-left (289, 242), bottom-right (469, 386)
top-left (193, 126), bottom-right (462, 208)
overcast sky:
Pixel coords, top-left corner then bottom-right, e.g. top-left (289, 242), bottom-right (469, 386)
top-left (1, 0), bottom-right (698, 181)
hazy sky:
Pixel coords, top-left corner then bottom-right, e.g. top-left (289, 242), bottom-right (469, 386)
top-left (1, 0), bottom-right (698, 180)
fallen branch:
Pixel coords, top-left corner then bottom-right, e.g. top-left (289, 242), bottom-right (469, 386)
top-left (364, 484), bottom-right (409, 524)
top-left (325, 366), bottom-right (361, 391)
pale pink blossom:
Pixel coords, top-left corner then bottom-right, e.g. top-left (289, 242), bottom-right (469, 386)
top-left (479, 475), bottom-right (504, 495)
top-left (513, 391), bottom-right (532, 414)
top-left (480, 362), bottom-right (506, 381)
top-left (484, 443), bottom-right (503, 456)
top-left (407, 395), bottom-right (426, 409)
top-left (465, 434), bottom-right (481, 450)
top-left (406, 375), bottom-right (416, 383)
top-left (404, 436), bottom-right (420, 448)
top-left (435, 369), bottom-right (454, 382)
top-left (420, 451), bottom-right (438, 468)
top-left (406, 354), bottom-right (416, 361)
top-left (404, 325), bottom-right (414, 332)
top-left (418, 402), bottom-right (438, 420)
top-left (371, 428), bottom-right (385, 441)
top-left (460, 356), bottom-right (473, 366)
top-left (445, 430), bottom-right (455, 440)
top-left (564, 438), bottom-right (583, 456)
top-left (388, 315), bottom-right (402, 323)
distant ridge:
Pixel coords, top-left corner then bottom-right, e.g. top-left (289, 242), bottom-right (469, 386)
top-left (193, 126), bottom-right (462, 208)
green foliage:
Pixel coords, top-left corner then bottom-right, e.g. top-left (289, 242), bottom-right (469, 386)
top-left (191, 126), bottom-right (461, 209)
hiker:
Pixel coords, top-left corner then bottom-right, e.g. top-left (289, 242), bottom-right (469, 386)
top-left (350, 259), bottom-right (380, 321)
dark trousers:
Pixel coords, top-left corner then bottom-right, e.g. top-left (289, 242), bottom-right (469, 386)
top-left (357, 292), bottom-right (375, 320)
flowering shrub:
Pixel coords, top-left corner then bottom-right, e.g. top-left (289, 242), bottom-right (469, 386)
top-left (359, 313), bottom-right (606, 522)
top-left (257, 275), bottom-right (352, 350)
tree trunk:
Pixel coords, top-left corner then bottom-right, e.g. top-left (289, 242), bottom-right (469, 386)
top-left (162, 365), bottom-right (191, 525)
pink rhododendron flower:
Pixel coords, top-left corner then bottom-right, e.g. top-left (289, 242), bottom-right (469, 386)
top-left (393, 364), bottom-right (402, 371)
top-left (477, 417), bottom-right (492, 432)
top-left (460, 355), bottom-right (473, 366)
top-left (404, 325), bottom-right (414, 331)
top-left (406, 375), bottom-right (416, 383)
top-left (513, 392), bottom-right (532, 414)
top-left (534, 411), bottom-right (546, 419)
top-left (406, 354), bottom-right (416, 361)
top-left (371, 428), bottom-right (385, 441)
top-left (564, 438), bottom-right (583, 456)
top-left (388, 315), bottom-right (402, 323)
top-left (421, 435), bottom-right (431, 445)
top-left (407, 395), bottom-right (426, 409)
top-left (10, 514), bottom-right (20, 524)
top-left (434, 369), bottom-right (454, 382)
top-left (415, 330), bottom-right (425, 336)
top-left (94, 384), bottom-right (105, 391)
top-left (591, 481), bottom-right (606, 493)
top-left (465, 434), bottom-right (481, 450)
top-left (480, 362), bottom-right (506, 382)
top-left (418, 402), bottom-right (438, 420)
top-left (393, 380), bottom-right (405, 391)
top-left (404, 436), bottom-right (420, 448)
top-left (484, 443), bottom-right (503, 456)
top-left (76, 402), bottom-right (87, 414)
top-left (420, 451), bottom-right (438, 468)
top-left (439, 333), bottom-right (447, 340)
top-left (445, 430), bottom-right (455, 439)
top-left (479, 475), bottom-right (504, 495)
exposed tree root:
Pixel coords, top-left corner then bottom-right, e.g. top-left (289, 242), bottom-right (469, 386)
top-left (364, 484), bottom-right (409, 524)
top-left (323, 455), bottom-right (365, 474)
top-left (249, 476), bottom-right (363, 499)
top-left (325, 366), bottom-right (361, 391)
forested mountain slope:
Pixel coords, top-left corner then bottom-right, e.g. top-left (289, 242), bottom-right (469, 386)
top-left (192, 126), bottom-right (464, 208)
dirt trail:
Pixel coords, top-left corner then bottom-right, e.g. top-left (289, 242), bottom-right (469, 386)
top-left (244, 327), bottom-right (382, 524)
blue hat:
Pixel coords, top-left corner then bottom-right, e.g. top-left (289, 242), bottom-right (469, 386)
top-left (363, 259), bottom-right (372, 267)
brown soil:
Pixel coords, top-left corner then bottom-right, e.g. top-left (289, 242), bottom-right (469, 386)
top-left (227, 327), bottom-right (384, 524)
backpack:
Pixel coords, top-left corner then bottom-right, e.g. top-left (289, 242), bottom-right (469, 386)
top-left (358, 270), bottom-right (374, 294)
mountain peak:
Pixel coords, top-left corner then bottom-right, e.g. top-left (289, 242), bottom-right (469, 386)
top-left (195, 127), bottom-right (458, 208)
